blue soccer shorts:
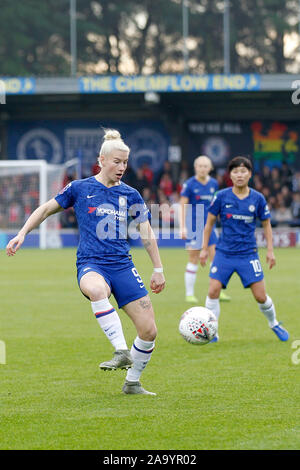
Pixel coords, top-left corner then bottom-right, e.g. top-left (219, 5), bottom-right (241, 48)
top-left (77, 259), bottom-right (148, 308)
top-left (186, 228), bottom-right (218, 251)
top-left (209, 250), bottom-right (264, 288)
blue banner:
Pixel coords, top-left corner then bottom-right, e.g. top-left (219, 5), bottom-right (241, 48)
top-left (0, 77), bottom-right (36, 94)
top-left (7, 120), bottom-right (170, 176)
top-left (79, 74), bottom-right (261, 94)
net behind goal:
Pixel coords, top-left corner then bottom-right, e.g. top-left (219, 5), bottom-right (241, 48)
top-left (0, 159), bottom-right (80, 249)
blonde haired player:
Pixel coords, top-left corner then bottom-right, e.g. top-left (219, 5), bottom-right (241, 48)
top-left (180, 155), bottom-right (230, 303)
top-left (7, 128), bottom-right (165, 395)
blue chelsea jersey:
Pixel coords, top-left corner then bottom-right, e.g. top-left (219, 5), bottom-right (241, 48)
top-left (208, 187), bottom-right (270, 256)
top-left (181, 176), bottom-right (219, 215)
top-left (55, 176), bottom-right (150, 265)
top-left (181, 176), bottom-right (219, 231)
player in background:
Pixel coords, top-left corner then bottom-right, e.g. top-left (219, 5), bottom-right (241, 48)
top-left (180, 155), bottom-right (231, 303)
top-left (6, 129), bottom-right (165, 395)
top-left (200, 156), bottom-right (289, 343)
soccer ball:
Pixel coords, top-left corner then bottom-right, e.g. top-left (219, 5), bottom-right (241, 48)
top-left (179, 306), bottom-right (218, 345)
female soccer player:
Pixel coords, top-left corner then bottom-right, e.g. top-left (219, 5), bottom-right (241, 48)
top-left (199, 156), bottom-right (289, 342)
top-left (6, 129), bottom-right (165, 395)
top-left (180, 155), bottom-right (230, 303)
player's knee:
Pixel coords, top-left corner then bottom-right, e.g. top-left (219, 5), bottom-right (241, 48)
top-left (85, 284), bottom-right (109, 301)
top-left (208, 287), bottom-right (221, 299)
top-left (140, 323), bottom-right (157, 342)
top-left (189, 252), bottom-right (199, 264)
top-left (255, 294), bottom-right (267, 304)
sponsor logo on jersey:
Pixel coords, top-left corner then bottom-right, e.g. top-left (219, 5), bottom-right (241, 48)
top-left (226, 213), bottom-right (254, 223)
top-left (196, 194), bottom-right (213, 201)
top-left (96, 207), bottom-right (126, 220)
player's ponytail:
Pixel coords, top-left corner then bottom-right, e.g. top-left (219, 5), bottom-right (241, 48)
top-left (99, 128), bottom-right (130, 157)
top-left (103, 129), bottom-right (122, 141)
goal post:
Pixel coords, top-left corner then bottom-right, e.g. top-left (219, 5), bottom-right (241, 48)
top-left (0, 159), bottom-right (80, 249)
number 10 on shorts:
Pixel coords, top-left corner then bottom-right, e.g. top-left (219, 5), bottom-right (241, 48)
top-left (250, 259), bottom-right (262, 274)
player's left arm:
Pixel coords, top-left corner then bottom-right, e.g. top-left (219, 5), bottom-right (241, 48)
top-left (261, 218), bottom-right (276, 269)
top-left (138, 220), bottom-right (165, 294)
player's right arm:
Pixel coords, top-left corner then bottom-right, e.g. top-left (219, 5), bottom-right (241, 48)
top-left (6, 198), bottom-right (63, 256)
top-left (199, 212), bottom-right (217, 266)
top-left (179, 195), bottom-right (189, 239)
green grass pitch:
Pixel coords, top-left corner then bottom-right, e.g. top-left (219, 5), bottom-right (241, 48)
top-left (0, 247), bottom-right (299, 450)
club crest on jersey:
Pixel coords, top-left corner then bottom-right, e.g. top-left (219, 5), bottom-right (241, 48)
top-left (248, 205), bottom-right (255, 212)
top-left (119, 196), bottom-right (127, 207)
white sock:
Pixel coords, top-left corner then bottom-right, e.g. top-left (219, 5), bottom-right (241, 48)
top-left (126, 336), bottom-right (155, 382)
top-left (91, 298), bottom-right (128, 350)
top-left (185, 262), bottom-right (198, 296)
top-left (258, 295), bottom-right (278, 328)
top-left (205, 296), bottom-right (220, 321)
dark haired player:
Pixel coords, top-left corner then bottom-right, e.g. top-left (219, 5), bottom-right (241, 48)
top-left (200, 156), bottom-right (289, 343)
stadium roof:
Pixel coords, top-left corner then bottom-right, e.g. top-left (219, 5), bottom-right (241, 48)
top-left (1, 74), bottom-right (300, 96)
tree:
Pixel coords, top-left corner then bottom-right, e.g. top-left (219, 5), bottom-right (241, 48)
top-left (0, 0), bottom-right (299, 76)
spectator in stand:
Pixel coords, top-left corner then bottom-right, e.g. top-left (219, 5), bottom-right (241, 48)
top-left (8, 202), bottom-right (22, 227)
top-left (176, 167), bottom-right (190, 194)
top-left (22, 194), bottom-right (32, 222)
top-left (60, 207), bottom-right (78, 229)
top-left (215, 170), bottom-right (227, 190)
top-left (253, 174), bottom-right (263, 193)
top-left (92, 161), bottom-right (100, 175)
top-left (291, 192), bottom-right (300, 223)
top-left (292, 171), bottom-right (300, 192)
top-left (270, 167), bottom-right (281, 195)
top-left (261, 186), bottom-right (271, 202)
top-left (159, 172), bottom-right (174, 198)
top-left (133, 168), bottom-right (149, 194)
top-left (156, 160), bottom-right (172, 186)
top-left (222, 169), bottom-right (233, 187)
top-left (142, 187), bottom-right (152, 205)
top-left (261, 165), bottom-right (271, 187)
top-left (141, 163), bottom-right (154, 187)
top-left (280, 162), bottom-right (293, 190)
top-left (273, 202), bottom-right (292, 224)
top-left (122, 163), bottom-right (136, 187)
top-left (267, 196), bottom-right (278, 223)
top-left (270, 181), bottom-right (281, 198)
top-left (281, 185), bottom-right (293, 208)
